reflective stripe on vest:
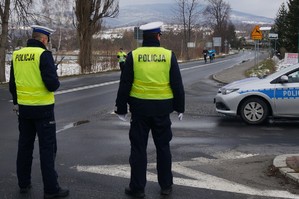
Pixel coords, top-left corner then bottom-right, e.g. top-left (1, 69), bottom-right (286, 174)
top-left (130, 47), bottom-right (173, 100)
top-left (13, 47), bottom-right (55, 105)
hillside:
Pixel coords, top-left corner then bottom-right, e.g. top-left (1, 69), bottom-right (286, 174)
top-left (104, 3), bottom-right (274, 28)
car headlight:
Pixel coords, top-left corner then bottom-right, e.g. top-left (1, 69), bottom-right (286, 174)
top-left (219, 88), bottom-right (239, 95)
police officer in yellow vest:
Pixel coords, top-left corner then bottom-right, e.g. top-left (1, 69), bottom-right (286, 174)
top-left (117, 47), bottom-right (127, 72)
top-left (115, 21), bottom-right (185, 198)
top-left (9, 25), bottom-right (69, 198)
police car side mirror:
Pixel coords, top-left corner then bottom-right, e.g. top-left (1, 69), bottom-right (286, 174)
top-left (280, 75), bottom-right (288, 83)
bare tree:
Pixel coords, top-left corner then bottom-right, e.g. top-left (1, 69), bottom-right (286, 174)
top-left (174, 0), bottom-right (202, 60)
top-left (53, 0), bottom-right (73, 53)
top-left (74, 0), bottom-right (119, 73)
top-left (0, 0), bottom-right (33, 82)
top-left (203, 0), bottom-right (231, 53)
top-left (0, 1), bottom-right (10, 83)
top-left (35, 0), bottom-right (73, 61)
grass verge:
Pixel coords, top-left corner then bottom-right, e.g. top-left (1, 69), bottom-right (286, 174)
top-left (245, 58), bottom-right (276, 78)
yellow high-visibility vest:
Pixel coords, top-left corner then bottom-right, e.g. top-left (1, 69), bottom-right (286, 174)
top-left (117, 51), bottom-right (127, 62)
top-left (130, 47), bottom-right (173, 100)
top-left (13, 47), bottom-right (55, 105)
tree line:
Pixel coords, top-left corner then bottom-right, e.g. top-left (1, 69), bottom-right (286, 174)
top-left (1, 0), bottom-right (287, 82)
top-left (272, 0), bottom-right (299, 57)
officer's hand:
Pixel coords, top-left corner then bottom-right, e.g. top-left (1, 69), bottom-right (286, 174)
top-left (117, 114), bottom-right (127, 121)
top-left (13, 104), bottom-right (19, 115)
top-left (178, 113), bottom-right (183, 121)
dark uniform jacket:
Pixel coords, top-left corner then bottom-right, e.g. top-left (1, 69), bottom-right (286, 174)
top-left (115, 38), bottom-right (185, 116)
top-left (9, 39), bottom-right (60, 119)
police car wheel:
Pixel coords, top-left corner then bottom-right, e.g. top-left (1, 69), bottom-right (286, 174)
top-left (240, 97), bottom-right (268, 125)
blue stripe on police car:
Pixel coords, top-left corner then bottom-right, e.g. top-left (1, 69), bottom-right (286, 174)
top-left (239, 88), bottom-right (299, 99)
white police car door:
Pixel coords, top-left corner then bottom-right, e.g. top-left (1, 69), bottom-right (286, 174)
top-left (274, 69), bottom-right (299, 116)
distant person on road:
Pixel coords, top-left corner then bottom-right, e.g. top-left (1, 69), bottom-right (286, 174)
top-left (115, 21), bottom-right (185, 198)
top-left (9, 25), bottom-right (69, 199)
top-left (202, 48), bottom-right (208, 63)
top-left (208, 49), bottom-right (215, 63)
top-left (117, 48), bottom-right (127, 72)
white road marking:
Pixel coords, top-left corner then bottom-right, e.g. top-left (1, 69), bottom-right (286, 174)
top-left (56, 123), bottom-right (74, 134)
top-left (180, 59), bottom-right (231, 71)
top-left (54, 59), bottom-right (231, 95)
top-left (55, 80), bottom-right (119, 95)
top-left (75, 159), bottom-right (299, 198)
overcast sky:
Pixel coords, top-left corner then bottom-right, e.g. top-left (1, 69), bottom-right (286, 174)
top-left (120, 0), bottom-right (287, 18)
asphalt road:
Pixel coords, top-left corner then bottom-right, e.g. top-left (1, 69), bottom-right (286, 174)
top-left (1, 51), bottom-right (299, 199)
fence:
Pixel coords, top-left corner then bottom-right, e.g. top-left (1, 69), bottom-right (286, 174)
top-left (4, 53), bottom-right (119, 82)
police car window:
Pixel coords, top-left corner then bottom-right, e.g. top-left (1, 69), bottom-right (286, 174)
top-left (287, 70), bottom-right (299, 83)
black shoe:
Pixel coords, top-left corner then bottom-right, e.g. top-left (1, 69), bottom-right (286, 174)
top-left (160, 186), bottom-right (172, 195)
top-left (44, 187), bottom-right (69, 199)
top-left (125, 187), bottom-right (145, 198)
top-left (20, 184), bottom-right (32, 194)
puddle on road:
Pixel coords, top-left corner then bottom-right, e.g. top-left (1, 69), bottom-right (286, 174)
top-left (56, 120), bottom-right (90, 133)
top-left (74, 120), bottom-right (90, 126)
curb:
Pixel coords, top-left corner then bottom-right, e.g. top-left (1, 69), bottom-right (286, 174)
top-left (273, 154), bottom-right (299, 184)
top-left (212, 52), bottom-right (269, 84)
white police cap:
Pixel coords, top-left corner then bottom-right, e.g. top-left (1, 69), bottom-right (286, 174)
top-left (140, 21), bottom-right (163, 33)
top-left (31, 25), bottom-right (55, 36)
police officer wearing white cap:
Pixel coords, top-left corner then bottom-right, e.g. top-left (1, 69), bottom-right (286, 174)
top-left (9, 25), bottom-right (69, 198)
top-left (115, 21), bottom-right (185, 198)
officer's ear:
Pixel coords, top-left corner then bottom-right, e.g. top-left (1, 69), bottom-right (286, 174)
top-left (157, 33), bottom-right (161, 40)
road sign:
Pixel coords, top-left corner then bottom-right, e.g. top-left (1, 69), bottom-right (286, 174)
top-left (206, 42), bottom-right (212, 48)
top-left (213, 37), bottom-right (221, 47)
top-left (187, 42), bottom-right (195, 48)
top-left (251, 25), bottom-right (263, 40)
top-left (285, 53), bottom-right (299, 64)
top-left (269, 33), bottom-right (278, 40)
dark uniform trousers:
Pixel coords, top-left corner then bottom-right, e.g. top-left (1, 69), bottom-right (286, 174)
top-left (119, 62), bottom-right (125, 72)
top-left (17, 109), bottom-right (59, 193)
top-left (129, 113), bottom-right (173, 191)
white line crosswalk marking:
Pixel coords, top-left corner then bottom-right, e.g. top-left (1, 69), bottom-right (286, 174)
top-left (75, 160), bottom-right (299, 198)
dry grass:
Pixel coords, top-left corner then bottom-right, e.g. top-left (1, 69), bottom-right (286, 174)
top-left (245, 59), bottom-right (276, 78)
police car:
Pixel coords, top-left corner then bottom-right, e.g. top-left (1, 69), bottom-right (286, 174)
top-left (214, 63), bottom-right (299, 124)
